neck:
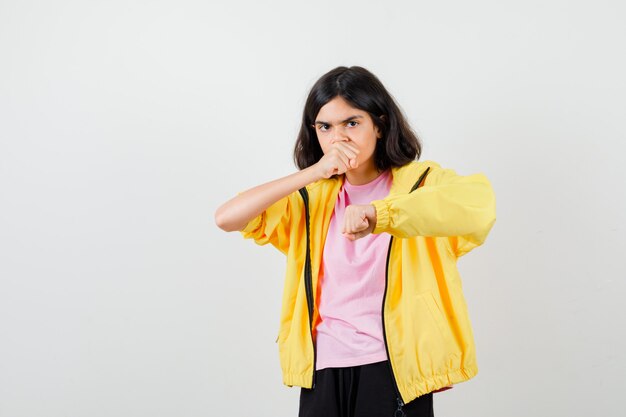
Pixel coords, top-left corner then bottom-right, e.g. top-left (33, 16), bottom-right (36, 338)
top-left (344, 161), bottom-right (383, 186)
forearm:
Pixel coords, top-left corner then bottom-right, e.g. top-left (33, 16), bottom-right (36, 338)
top-left (371, 172), bottom-right (496, 239)
top-left (214, 165), bottom-right (321, 232)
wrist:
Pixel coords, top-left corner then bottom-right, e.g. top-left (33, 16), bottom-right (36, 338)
top-left (303, 164), bottom-right (324, 183)
top-left (369, 204), bottom-right (377, 226)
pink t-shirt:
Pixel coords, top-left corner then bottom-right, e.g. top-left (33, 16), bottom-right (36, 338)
top-left (314, 169), bottom-right (393, 370)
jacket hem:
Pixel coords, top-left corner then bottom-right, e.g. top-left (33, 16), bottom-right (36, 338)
top-left (400, 366), bottom-right (478, 402)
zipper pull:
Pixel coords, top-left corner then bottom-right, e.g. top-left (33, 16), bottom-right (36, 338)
top-left (394, 397), bottom-right (405, 417)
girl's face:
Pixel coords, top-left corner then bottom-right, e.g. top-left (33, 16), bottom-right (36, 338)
top-left (312, 96), bottom-right (382, 170)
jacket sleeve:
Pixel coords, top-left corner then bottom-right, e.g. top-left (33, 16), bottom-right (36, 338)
top-left (238, 190), bottom-right (300, 256)
top-left (370, 163), bottom-right (496, 257)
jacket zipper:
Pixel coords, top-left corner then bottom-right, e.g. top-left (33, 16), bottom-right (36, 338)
top-left (298, 186), bottom-right (317, 389)
top-left (381, 166), bottom-right (431, 413)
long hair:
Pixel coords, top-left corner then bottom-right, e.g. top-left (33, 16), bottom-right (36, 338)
top-left (293, 66), bottom-right (422, 173)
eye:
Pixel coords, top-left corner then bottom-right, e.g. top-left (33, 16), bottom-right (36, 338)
top-left (347, 121), bottom-right (359, 127)
top-left (318, 124), bottom-right (330, 132)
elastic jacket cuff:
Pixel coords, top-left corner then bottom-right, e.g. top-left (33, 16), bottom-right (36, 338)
top-left (371, 199), bottom-right (389, 234)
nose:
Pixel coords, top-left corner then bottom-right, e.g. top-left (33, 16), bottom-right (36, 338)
top-left (330, 127), bottom-right (349, 143)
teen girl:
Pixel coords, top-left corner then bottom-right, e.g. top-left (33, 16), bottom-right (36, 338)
top-left (215, 66), bottom-right (496, 417)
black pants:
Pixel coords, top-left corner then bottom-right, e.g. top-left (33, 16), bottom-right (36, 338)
top-left (298, 360), bottom-right (434, 417)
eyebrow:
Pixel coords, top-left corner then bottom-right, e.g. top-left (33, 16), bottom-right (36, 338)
top-left (314, 115), bottom-right (364, 125)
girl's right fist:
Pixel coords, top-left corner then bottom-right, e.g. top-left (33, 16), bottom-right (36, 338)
top-left (315, 141), bottom-right (360, 179)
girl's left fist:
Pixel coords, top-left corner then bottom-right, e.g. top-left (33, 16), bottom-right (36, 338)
top-left (342, 204), bottom-right (377, 241)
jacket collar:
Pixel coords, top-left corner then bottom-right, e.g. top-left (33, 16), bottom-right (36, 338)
top-left (325, 161), bottom-right (424, 196)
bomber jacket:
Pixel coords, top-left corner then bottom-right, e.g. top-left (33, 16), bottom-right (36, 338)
top-left (239, 159), bottom-right (497, 405)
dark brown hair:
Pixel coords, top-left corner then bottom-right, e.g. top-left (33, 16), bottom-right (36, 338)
top-left (293, 66), bottom-right (422, 173)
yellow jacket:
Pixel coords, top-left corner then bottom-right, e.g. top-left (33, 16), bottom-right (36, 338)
top-left (239, 160), bottom-right (496, 404)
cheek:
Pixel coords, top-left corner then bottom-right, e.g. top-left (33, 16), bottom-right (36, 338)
top-left (318, 139), bottom-right (331, 154)
top-left (317, 133), bottom-right (337, 153)
top-left (356, 137), bottom-right (378, 159)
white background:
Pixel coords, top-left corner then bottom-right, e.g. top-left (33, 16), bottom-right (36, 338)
top-left (1, 1), bottom-right (625, 416)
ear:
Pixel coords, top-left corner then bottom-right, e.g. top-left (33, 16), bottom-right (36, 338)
top-left (376, 115), bottom-right (386, 139)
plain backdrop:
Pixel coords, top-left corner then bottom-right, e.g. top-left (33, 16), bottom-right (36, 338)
top-left (1, 1), bottom-right (625, 416)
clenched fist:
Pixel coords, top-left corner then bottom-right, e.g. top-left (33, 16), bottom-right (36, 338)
top-left (342, 204), bottom-right (378, 241)
top-left (314, 141), bottom-right (361, 179)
